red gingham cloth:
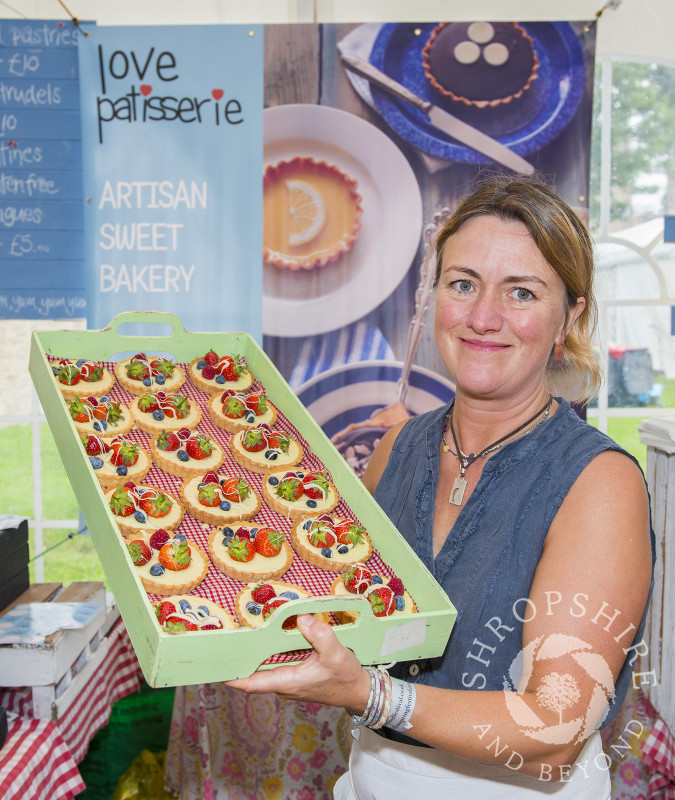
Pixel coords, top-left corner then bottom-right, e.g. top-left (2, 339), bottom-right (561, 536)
top-left (0, 620), bottom-right (142, 764)
top-left (643, 717), bottom-right (675, 799)
top-left (0, 717), bottom-right (86, 800)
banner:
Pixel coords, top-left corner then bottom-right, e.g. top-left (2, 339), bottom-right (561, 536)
top-left (0, 18), bottom-right (85, 319)
top-left (78, 24), bottom-right (263, 338)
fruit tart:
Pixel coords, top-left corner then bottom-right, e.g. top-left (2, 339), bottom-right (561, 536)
top-left (154, 594), bottom-right (238, 632)
top-left (330, 564), bottom-right (417, 624)
top-left (234, 580), bottom-right (328, 629)
top-left (262, 468), bottom-right (338, 520)
top-left (179, 471), bottom-right (260, 526)
top-left (291, 513), bottom-right (372, 573)
top-left (83, 433), bottom-right (152, 489)
top-left (129, 391), bottom-right (201, 434)
top-left (208, 523), bottom-right (293, 582)
top-left (114, 352), bottom-right (185, 395)
top-left (68, 394), bottom-right (133, 438)
top-left (53, 359), bottom-right (115, 399)
top-left (126, 530), bottom-right (209, 595)
top-left (106, 481), bottom-right (184, 537)
top-left (188, 349), bottom-right (254, 396)
top-left (209, 389), bottom-right (277, 434)
top-left (230, 423), bottom-right (303, 475)
top-left (149, 428), bottom-right (225, 479)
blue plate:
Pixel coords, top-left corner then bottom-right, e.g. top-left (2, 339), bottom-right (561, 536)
top-left (369, 22), bottom-right (586, 163)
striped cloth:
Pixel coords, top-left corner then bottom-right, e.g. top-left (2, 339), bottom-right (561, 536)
top-left (643, 717), bottom-right (675, 799)
top-left (288, 322), bottom-right (395, 389)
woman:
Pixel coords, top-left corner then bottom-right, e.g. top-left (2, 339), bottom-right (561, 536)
top-left (228, 177), bottom-right (654, 798)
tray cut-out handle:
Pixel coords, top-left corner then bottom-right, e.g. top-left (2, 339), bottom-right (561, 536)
top-left (105, 310), bottom-right (188, 338)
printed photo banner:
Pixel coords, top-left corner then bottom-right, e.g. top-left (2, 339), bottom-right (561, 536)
top-left (78, 24), bottom-right (263, 338)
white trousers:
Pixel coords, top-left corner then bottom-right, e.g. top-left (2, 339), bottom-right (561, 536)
top-left (333, 728), bottom-right (611, 800)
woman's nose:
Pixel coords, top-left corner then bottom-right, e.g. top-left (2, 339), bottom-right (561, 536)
top-left (465, 292), bottom-right (503, 333)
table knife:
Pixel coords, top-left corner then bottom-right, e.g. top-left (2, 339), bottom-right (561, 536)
top-left (341, 52), bottom-right (535, 175)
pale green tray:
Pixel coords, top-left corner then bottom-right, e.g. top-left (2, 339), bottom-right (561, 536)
top-left (29, 311), bottom-right (456, 686)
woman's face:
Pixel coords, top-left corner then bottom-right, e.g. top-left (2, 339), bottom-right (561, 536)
top-left (434, 215), bottom-right (585, 403)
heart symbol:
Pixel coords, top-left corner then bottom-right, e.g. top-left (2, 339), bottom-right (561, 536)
top-left (140, 84), bottom-right (152, 96)
top-left (211, 89), bottom-right (224, 101)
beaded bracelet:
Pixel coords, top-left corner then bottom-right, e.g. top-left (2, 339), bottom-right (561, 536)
top-left (352, 666), bottom-right (416, 732)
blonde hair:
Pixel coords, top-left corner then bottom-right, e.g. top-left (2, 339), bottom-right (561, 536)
top-left (434, 176), bottom-right (601, 403)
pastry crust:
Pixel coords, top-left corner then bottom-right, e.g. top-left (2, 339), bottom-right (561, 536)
top-left (114, 358), bottom-right (186, 396)
top-left (55, 362), bottom-right (115, 400)
top-left (230, 429), bottom-right (304, 475)
top-left (128, 533), bottom-right (210, 595)
top-left (179, 475), bottom-right (261, 525)
top-left (290, 515), bottom-right (373, 573)
top-left (188, 357), bottom-right (255, 396)
top-left (208, 392), bottom-right (277, 434)
top-left (105, 485), bottom-right (184, 537)
top-left (262, 469), bottom-right (338, 521)
top-left (233, 580), bottom-right (328, 628)
top-left (90, 443), bottom-right (153, 490)
top-left (155, 594), bottom-right (238, 630)
top-left (129, 395), bottom-right (201, 434)
top-left (208, 525), bottom-right (293, 582)
top-left (149, 433), bottom-right (225, 479)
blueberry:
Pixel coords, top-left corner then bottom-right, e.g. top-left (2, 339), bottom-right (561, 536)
top-left (100, 420), bottom-right (108, 431)
top-left (296, 472), bottom-right (305, 478)
top-left (173, 533), bottom-right (187, 543)
top-left (303, 520), bottom-right (312, 531)
top-left (249, 528), bottom-right (259, 535)
top-left (149, 563), bottom-right (165, 576)
top-left (268, 476), bottom-right (279, 486)
top-left (219, 500), bottom-right (231, 511)
top-left (372, 574), bottom-right (383, 585)
top-left (197, 360), bottom-right (206, 369)
top-left (156, 375), bottom-right (166, 385)
top-left (395, 596), bottom-right (405, 611)
top-left (143, 377), bottom-right (151, 386)
top-left (52, 366), bottom-right (59, 375)
top-left (197, 605), bottom-right (210, 616)
top-left (76, 359), bottom-right (86, 367)
top-left (215, 374), bottom-right (225, 384)
top-left (89, 456), bottom-right (103, 469)
top-left (279, 591), bottom-right (299, 600)
top-left (246, 602), bottom-right (261, 615)
top-left (179, 599), bottom-right (192, 612)
top-left (177, 450), bottom-right (189, 462)
top-left (152, 410), bottom-right (165, 421)
top-left (337, 544), bottom-right (349, 555)
top-left (221, 527), bottom-right (234, 540)
top-left (116, 465), bottom-right (128, 476)
top-left (93, 421), bottom-right (101, 432)
top-left (245, 412), bottom-right (255, 423)
top-left (134, 511), bottom-right (146, 523)
top-left (320, 547), bottom-right (332, 558)
top-left (264, 449), bottom-right (278, 461)
top-left (100, 396), bottom-right (109, 402)
top-left (306, 499), bottom-right (317, 508)
top-left (197, 482), bottom-right (206, 489)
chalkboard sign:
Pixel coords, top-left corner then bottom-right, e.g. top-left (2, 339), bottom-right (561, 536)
top-left (0, 19), bottom-right (86, 319)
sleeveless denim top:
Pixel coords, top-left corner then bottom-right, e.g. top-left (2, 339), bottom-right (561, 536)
top-left (374, 398), bottom-right (655, 742)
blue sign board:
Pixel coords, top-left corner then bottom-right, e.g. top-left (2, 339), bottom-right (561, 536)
top-left (0, 19), bottom-right (86, 319)
top-left (78, 25), bottom-right (263, 339)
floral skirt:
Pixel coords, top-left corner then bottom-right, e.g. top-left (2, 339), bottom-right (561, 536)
top-left (165, 684), bottom-right (352, 800)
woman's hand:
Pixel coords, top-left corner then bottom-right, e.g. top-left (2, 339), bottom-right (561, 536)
top-left (225, 614), bottom-right (371, 715)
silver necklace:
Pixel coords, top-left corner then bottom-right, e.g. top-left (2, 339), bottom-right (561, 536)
top-left (442, 395), bottom-right (553, 506)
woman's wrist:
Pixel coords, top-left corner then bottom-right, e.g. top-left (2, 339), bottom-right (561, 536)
top-left (346, 666), bottom-right (373, 717)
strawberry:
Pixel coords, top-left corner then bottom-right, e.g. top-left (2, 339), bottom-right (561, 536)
top-left (139, 492), bottom-right (172, 517)
top-left (165, 395), bottom-right (190, 419)
top-left (368, 585), bottom-right (396, 617)
top-left (308, 521), bottom-right (336, 548)
top-left (68, 397), bottom-right (92, 422)
top-left (335, 520), bottom-right (367, 547)
top-left (222, 395), bottom-right (246, 419)
top-left (215, 355), bottom-right (233, 377)
top-left (151, 358), bottom-right (174, 377)
top-left (98, 400), bottom-right (122, 424)
top-left (303, 471), bottom-right (330, 500)
top-left (165, 615), bottom-right (198, 632)
top-left (204, 349), bottom-right (219, 366)
top-left (262, 596), bottom-right (297, 629)
top-left (267, 431), bottom-right (291, 453)
top-left (186, 434), bottom-right (213, 460)
top-left (221, 476), bottom-right (251, 502)
top-left (127, 539), bottom-right (152, 566)
top-left (202, 471), bottom-right (220, 485)
top-left (275, 476), bottom-right (303, 502)
top-left (245, 391), bottom-right (267, 416)
top-left (126, 359), bottom-right (150, 381)
top-left (227, 535), bottom-right (256, 563)
top-left (342, 564), bottom-right (373, 594)
top-left (155, 600), bottom-right (177, 625)
top-left (240, 428), bottom-right (265, 452)
top-left (251, 583), bottom-right (277, 604)
top-left (254, 527), bottom-right (284, 557)
top-left (82, 434), bottom-right (110, 456)
top-left (149, 529), bottom-right (171, 550)
top-left (198, 483), bottom-right (222, 507)
top-left (109, 439), bottom-right (140, 467)
top-left (201, 365), bottom-right (216, 380)
top-left (79, 360), bottom-right (103, 382)
top-left (137, 393), bottom-right (159, 413)
top-left (109, 485), bottom-right (135, 517)
top-left (388, 577), bottom-right (405, 597)
top-left (56, 362), bottom-right (80, 385)
top-left (159, 539), bottom-right (192, 571)
top-left (156, 430), bottom-right (180, 451)
top-left (201, 620), bottom-right (224, 631)
top-left (223, 355), bottom-right (246, 382)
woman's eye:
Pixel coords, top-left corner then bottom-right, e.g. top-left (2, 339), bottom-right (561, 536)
top-left (453, 280), bottom-right (473, 293)
top-left (513, 287), bottom-right (534, 301)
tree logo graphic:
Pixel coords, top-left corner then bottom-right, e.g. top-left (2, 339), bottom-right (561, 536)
top-left (502, 633), bottom-right (615, 745)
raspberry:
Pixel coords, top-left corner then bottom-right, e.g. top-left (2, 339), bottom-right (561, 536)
top-left (235, 526), bottom-right (251, 539)
top-left (123, 481), bottom-right (136, 489)
top-left (388, 577), bottom-right (405, 597)
top-left (149, 529), bottom-right (171, 550)
top-left (251, 583), bottom-right (277, 604)
top-left (202, 365), bottom-right (216, 380)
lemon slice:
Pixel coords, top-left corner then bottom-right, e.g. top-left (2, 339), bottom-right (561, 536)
top-left (286, 179), bottom-right (326, 246)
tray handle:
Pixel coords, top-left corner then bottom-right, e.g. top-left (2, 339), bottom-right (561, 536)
top-left (104, 311), bottom-right (188, 337)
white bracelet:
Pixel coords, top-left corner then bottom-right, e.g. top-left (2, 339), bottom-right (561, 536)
top-left (385, 677), bottom-right (416, 732)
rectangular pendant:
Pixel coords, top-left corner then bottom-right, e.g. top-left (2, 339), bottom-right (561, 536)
top-left (449, 476), bottom-right (467, 506)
